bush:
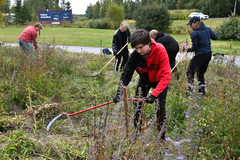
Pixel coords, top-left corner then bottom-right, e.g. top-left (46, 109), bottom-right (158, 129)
top-left (88, 19), bottom-right (112, 29)
top-left (214, 14), bottom-right (240, 41)
top-left (169, 9), bottom-right (196, 20)
top-left (134, 5), bottom-right (172, 32)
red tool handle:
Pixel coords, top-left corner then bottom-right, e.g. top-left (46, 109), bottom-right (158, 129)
top-left (62, 98), bottom-right (145, 116)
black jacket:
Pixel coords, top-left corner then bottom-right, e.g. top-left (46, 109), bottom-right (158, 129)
top-left (112, 28), bottom-right (131, 55)
top-left (155, 32), bottom-right (179, 53)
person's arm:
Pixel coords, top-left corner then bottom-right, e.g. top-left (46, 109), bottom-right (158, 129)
top-left (112, 34), bottom-right (118, 56)
top-left (113, 53), bottom-right (135, 103)
top-left (31, 30), bottom-right (38, 49)
top-left (210, 29), bottom-right (218, 40)
top-left (151, 49), bottom-right (171, 98)
top-left (188, 32), bottom-right (199, 52)
top-left (126, 28), bottom-right (131, 42)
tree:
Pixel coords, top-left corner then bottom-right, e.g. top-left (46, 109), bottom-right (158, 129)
top-left (86, 3), bottom-right (93, 19)
top-left (65, 1), bottom-right (71, 10)
top-left (93, 1), bottom-right (100, 19)
top-left (105, 2), bottom-right (124, 29)
top-left (176, 0), bottom-right (190, 9)
top-left (134, 5), bottom-right (172, 32)
top-left (0, 0), bottom-right (5, 24)
top-left (13, 0), bottom-right (22, 24)
top-left (0, 0), bottom-right (10, 13)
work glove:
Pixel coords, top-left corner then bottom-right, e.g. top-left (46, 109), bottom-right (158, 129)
top-left (146, 95), bottom-right (156, 104)
top-left (113, 95), bottom-right (121, 103)
top-left (186, 48), bottom-right (191, 53)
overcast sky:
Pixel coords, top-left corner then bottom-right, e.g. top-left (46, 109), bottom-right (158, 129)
top-left (10, 0), bottom-right (99, 15)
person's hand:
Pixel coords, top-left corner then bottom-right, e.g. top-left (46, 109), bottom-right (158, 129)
top-left (186, 48), bottom-right (191, 53)
top-left (113, 95), bottom-right (121, 103)
top-left (146, 95), bottom-right (156, 103)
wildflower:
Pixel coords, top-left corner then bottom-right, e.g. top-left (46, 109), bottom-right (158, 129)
top-left (197, 96), bottom-right (201, 99)
top-left (199, 129), bottom-right (203, 132)
top-left (178, 156), bottom-right (184, 159)
top-left (183, 100), bottom-right (186, 103)
top-left (187, 112), bottom-right (189, 115)
top-left (194, 139), bottom-right (197, 142)
top-left (201, 84), bottom-right (206, 87)
top-left (195, 146), bottom-right (198, 149)
top-left (196, 132), bottom-right (199, 135)
top-left (177, 137), bottom-right (180, 141)
top-left (187, 83), bottom-right (191, 86)
top-left (165, 152), bottom-right (168, 156)
top-left (196, 105), bottom-right (199, 108)
top-left (200, 92), bottom-right (203, 95)
top-left (203, 108), bottom-right (206, 110)
top-left (186, 139), bottom-right (190, 142)
top-left (166, 137), bottom-right (170, 141)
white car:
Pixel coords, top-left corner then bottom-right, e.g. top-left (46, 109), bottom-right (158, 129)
top-left (188, 12), bottom-right (209, 20)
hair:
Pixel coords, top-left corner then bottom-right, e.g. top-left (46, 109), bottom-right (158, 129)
top-left (130, 29), bottom-right (151, 48)
top-left (34, 23), bottom-right (43, 36)
top-left (120, 22), bottom-right (128, 32)
top-left (149, 29), bottom-right (158, 40)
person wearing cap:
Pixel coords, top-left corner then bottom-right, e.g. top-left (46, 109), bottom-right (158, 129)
top-left (149, 29), bottom-right (179, 78)
top-left (112, 22), bottom-right (131, 71)
top-left (186, 16), bottom-right (218, 95)
top-left (18, 23), bottom-right (43, 56)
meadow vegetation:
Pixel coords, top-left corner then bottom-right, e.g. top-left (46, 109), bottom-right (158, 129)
top-left (0, 42), bottom-right (239, 159)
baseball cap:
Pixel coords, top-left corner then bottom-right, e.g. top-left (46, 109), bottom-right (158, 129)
top-left (186, 16), bottom-right (200, 25)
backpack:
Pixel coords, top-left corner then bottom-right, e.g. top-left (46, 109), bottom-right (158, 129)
top-left (102, 48), bottom-right (112, 55)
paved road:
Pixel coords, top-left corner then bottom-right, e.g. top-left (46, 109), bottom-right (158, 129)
top-left (3, 43), bottom-right (240, 68)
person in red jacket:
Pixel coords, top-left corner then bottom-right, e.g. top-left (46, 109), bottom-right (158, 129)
top-left (113, 29), bottom-right (171, 141)
top-left (18, 23), bottom-right (43, 56)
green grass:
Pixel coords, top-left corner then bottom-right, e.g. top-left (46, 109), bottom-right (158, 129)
top-left (0, 19), bottom-right (239, 55)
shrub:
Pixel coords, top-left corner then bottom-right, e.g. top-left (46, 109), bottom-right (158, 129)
top-left (214, 14), bottom-right (240, 41)
top-left (134, 5), bottom-right (172, 32)
top-left (169, 9), bottom-right (196, 20)
top-left (88, 19), bottom-right (112, 29)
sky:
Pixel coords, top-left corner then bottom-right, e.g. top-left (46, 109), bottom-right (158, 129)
top-left (10, 0), bottom-right (99, 15)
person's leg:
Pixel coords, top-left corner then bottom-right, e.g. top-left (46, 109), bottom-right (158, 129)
top-left (198, 52), bottom-right (212, 94)
top-left (120, 50), bottom-right (129, 71)
top-left (156, 86), bottom-right (168, 140)
top-left (168, 50), bottom-right (179, 79)
top-left (134, 78), bottom-right (149, 132)
top-left (114, 54), bottom-right (122, 71)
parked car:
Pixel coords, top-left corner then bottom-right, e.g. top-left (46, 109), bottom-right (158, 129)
top-left (188, 12), bottom-right (209, 20)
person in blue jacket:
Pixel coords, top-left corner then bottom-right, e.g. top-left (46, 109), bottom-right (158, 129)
top-left (186, 16), bottom-right (218, 95)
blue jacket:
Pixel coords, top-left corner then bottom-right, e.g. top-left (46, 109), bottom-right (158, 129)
top-left (189, 21), bottom-right (218, 55)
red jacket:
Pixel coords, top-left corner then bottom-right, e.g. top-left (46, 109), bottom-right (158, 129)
top-left (18, 26), bottom-right (38, 48)
top-left (120, 39), bottom-right (171, 97)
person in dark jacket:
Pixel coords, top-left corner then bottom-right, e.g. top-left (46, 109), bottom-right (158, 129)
top-left (186, 16), bottom-right (218, 95)
top-left (112, 22), bottom-right (131, 71)
top-left (149, 29), bottom-right (179, 73)
top-left (113, 29), bottom-right (171, 141)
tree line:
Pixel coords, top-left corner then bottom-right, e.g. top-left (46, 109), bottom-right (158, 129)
top-left (0, 0), bottom-right (72, 24)
top-left (86, 0), bottom-right (240, 20)
top-left (0, 0), bottom-right (239, 24)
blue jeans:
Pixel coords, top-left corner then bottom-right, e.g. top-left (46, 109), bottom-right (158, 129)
top-left (18, 39), bottom-right (34, 57)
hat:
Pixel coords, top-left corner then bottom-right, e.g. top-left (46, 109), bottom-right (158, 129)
top-left (186, 16), bottom-right (200, 25)
top-left (34, 23), bottom-right (43, 29)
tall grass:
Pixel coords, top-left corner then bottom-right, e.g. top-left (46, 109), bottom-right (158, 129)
top-left (0, 46), bottom-right (239, 159)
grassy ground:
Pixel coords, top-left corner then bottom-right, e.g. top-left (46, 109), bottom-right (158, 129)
top-left (0, 44), bottom-right (239, 159)
top-left (0, 19), bottom-right (239, 55)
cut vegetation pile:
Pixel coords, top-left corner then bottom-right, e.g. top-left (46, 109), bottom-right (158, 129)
top-left (0, 44), bottom-right (239, 159)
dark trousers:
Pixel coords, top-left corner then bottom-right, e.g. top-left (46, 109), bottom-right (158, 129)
top-left (187, 52), bottom-right (212, 94)
top-left (168, 50), bottom-right (178, 71)
top-left (114, 50), bottom-right (129, 71)
top-left (134, 78), bottom-right (168, 140)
